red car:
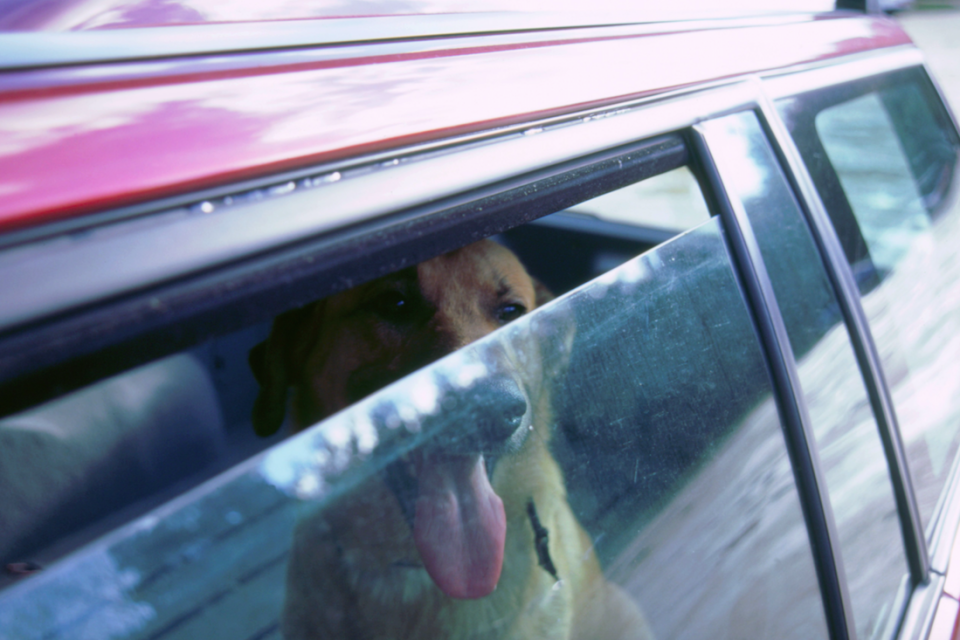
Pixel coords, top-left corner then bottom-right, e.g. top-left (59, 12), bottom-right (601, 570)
top-left (1, 2), bottom-right (959, 639)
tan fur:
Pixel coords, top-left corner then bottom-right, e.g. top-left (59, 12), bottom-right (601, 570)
top-left (251, 240), bottom-right (653, 640)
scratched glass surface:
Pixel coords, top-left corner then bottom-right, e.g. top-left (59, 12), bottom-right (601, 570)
top-left (0, 220), bottom-right (827, 638)
top-left (814, 88), bottom-right (960, 535)
top-left (0, 216), bottom-right (829, 640)
top-left (703, 110), bottom-right (909, 639)
top-left (547, 219), bottom-right (828, 640)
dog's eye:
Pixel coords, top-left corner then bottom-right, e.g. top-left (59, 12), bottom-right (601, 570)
top-left (368, 291), bottom-right (415, 321)
top-left (497, 303), bottom-right (527, 324)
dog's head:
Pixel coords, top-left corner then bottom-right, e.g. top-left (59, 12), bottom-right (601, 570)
top-left (249, 239), bottom-right (555, 600)
top-left (249, 239), bottom-right (552, 434)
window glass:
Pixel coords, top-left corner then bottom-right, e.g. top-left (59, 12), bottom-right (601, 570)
top-left (0, 166), bottom-right (827, 639)
top-left (565, 166), bottom-right (711, 231)
top-left (0, 214), bottom-right (827, 638)
top-left (0, 164), bottom-right (705, 582)
top-left (703, 110), bottom-right (909, 639)
top-left (546, 218), bottom-right (828, 640)
top-left (811, 84), bottom-right (960, 533)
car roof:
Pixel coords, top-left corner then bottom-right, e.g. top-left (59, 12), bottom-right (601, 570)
top-left (0, 1), bottom-right (835, 31)
top-left (0, 5), bottom-right (910, 234)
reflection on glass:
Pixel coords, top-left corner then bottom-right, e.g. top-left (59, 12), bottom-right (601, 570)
top-left (260, 220), bottom-right (828, 640)
top-left (0, 220), bottom-right (828, 640)
top-left (816, 88), bottom-right (960, 533)
top-left (553, 220), bottom-right (827, 640)
top-left (704, 110), bottom-right (908, 639)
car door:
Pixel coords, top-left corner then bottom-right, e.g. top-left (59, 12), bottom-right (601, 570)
top-left (0, 75), bottom-right (847, 639)
top-left (0, 20), bottom-right (954, 640)
top-left (768, 58), bottom-right (960, 640)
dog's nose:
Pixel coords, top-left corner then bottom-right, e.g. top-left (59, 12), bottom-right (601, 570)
top-left (465, 376), bottom-right (527, 446)
top-left (422, 375), bottom-right (528, 453)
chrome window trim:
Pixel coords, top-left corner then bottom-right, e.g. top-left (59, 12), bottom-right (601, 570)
top-left (898, 575), bottom-right (944, 640)
top-left (0, 81), bottom-right (760, 336)
top-left (0, 12), bottom-right (820, 71)
top-left (929, 453), bottom-right (960, 573)
top-left (694, 115), bottom-right (855, 640)
top-left (755, 85), bottom-right (930, 585)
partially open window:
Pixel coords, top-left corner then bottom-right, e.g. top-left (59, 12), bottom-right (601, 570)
top-left (0, 131), bottom-right (828, 640)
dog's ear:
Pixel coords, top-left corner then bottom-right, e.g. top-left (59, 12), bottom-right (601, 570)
top-left (249, 303), bottom-right (321, 437)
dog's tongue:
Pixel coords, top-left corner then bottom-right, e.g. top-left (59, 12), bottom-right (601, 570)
top-left (414, 454), bottom-right (506, 599)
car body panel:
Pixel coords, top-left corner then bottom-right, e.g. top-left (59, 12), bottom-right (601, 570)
top-left (0, 14), bottom-right (910, 232)
top-left (0, 0), bottom-right (836, 31)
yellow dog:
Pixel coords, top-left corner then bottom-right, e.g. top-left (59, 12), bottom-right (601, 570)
top-left (250, 240), bottom-right (652, 639)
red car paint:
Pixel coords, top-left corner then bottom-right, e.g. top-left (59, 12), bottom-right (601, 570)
top-left (0, 1), bottom-right (837, 31)
top-left (0, 14), bottom-right (910, 232)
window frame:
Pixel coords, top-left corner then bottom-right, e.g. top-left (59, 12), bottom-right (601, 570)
top-left (765, 53), bottom-right (960, 640)
top-left (0, 43), bottom-right (950, 640)
top-left (0, 81), bottom-right (759, 418)
top-left (695, 109), bottom-right (870, 640)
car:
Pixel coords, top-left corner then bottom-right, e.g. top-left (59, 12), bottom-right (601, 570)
top-left (0, 1), bottom-right (958, 639)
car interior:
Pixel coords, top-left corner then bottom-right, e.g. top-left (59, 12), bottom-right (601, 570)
top-left (0, 155), bottom-right (711, 586)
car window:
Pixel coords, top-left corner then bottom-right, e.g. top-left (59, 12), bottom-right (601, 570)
top-left (543, 217), bottom-right (828, 640)
top-left (0, 160), bottom-right (698, 579)
top-left (703, 110), bottom-right (910, 639)
top-left (0, 161), bottom-right (830, 639)
top-left (564, 166), bottom-right (710, 231)
top-left (780, 71), bottom-right (960, 537)
top-left (815, 87), bottom-right (960, 535)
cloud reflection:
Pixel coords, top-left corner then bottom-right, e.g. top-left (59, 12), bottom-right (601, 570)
top-left (0, 548), bottom-right (155, 640)
top-left (258, 349), bottom-right (499, 502)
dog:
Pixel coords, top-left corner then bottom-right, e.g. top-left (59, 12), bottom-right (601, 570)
top-left (250, 239), bottom-right (652, 639)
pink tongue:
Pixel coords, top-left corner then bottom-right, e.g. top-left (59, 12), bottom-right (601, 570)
top-left (414, 454), bottom-right (506, 599)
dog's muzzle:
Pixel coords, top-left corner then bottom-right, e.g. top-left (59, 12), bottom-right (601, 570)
top-left (406, 374), bottom-right (528, 600)
top-left (381, 371), bottom-right (532, 600)
top-left (425, 375), bottom-right (528, 454)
